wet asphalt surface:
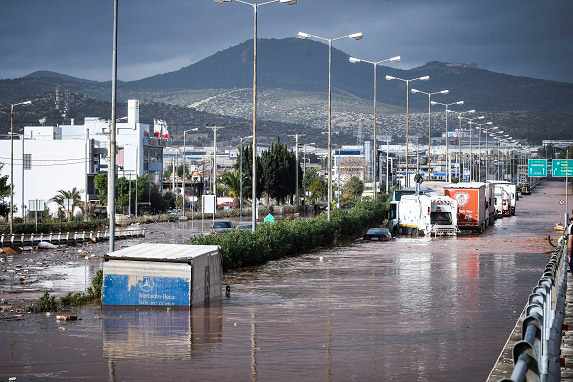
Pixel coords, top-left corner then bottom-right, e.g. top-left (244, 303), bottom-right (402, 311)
top-left (0, 181), bottom-right (568, 381)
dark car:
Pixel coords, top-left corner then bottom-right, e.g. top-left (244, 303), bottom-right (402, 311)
top-left (211, 220), bottom-right (233, 233)
top-left (363, 228), bottom-right (392, 241)
top-left (235, 221), bottom-right (254, 231)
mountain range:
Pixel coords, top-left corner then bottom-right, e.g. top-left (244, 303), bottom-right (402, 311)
top-left (0, 37), bottom-right (572, 145)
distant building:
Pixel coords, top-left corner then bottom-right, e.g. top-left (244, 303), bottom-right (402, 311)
top-left (0, 100), bottom-right (166, 217)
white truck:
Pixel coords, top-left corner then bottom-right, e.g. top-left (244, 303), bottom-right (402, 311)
top-left (389, 194), bottom-right (459, 236)
top-left (488, 181), bottom-right (517, 215)
top-left (493, 187), bottom-right (510, 217)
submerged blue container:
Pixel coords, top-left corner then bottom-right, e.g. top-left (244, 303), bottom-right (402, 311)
top-left (102, 244), bottom-right (222, 307)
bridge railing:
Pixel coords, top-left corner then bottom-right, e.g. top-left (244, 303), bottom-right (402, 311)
top-left (499, 242), bottom-right (567, 382)
top-left (0, 228), bottom-right (146, 247)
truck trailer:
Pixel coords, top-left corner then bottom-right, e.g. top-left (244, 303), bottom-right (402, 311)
top-left (444, 182), bottom-right (488, 233)
top-left (488, 181), bottom-right (517, 215)
top-left (389, 194), bottom-right (458, 236)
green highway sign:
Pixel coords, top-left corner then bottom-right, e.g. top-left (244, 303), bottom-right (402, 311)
top-left (552, 159), bottom-right (573, 177)
top-left (528, 159), bottom-right (547, 177)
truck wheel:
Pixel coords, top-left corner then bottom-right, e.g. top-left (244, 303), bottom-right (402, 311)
top-left (412, 228), bottom-right (418, 236)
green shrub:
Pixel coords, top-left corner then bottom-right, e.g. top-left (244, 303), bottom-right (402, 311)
top-left (31, 270), bottom-right (103, 312)
top-left (190, 198), bottom-right (389, 271)
top-left (32, 291), bottom-right (59, 312)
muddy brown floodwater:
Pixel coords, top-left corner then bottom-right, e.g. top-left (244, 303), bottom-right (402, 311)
top-left (0, 181), bottom-right (568, 381)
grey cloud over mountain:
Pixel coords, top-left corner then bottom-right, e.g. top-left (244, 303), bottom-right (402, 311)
top-left (1, 0), bottom-right (572, 83)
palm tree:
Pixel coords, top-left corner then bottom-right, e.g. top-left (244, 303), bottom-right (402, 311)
top-left (220, 169), bottom-right (242, 207)
top-left (50, 187), bottom-right (82, 221)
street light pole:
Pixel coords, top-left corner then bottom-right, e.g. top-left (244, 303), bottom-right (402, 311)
top-left (239, 135), bottom-right (252, 222)
top-left (207, 125), bottom-right (225, 203)
top-left (473, 122), bottom-right (492, 182)
top-left (349, 55), bottom-right (400, 200)
top-left (182, 128), bottom-right (199, 218)
top-left (458, 115), bottom-right (484, 182)
top-left (411, 89), bottom-right (449, 181)
top-left (431, 100), bottom-right (463, 182)
top-left (385, 75), bottom-right (430, 187)
top-left (9, 101), bottom-right (32, 234)
top-left (216, 0), bottom-right (297, 232)
top-left (299, 31), bottom-right (363, 221)
top-left (108, 0), bottom-right (119, 253)
top-left (288, 133), bottom-right (305, 206)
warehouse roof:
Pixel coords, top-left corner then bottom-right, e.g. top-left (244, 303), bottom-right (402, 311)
top-left (105, 243), bottom-right (219, 262)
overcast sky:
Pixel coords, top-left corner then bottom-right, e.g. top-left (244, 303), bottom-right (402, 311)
top-left (1, 0), bottom-right (572, 83)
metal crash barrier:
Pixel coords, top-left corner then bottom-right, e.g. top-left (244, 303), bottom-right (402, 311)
top-left (499, 242), bottom-right (567, 382)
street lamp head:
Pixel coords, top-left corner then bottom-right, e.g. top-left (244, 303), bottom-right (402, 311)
top-left (430, 101), bottom-right (438, 105)
top-left (348, 32), bottom-right (363, 40)
top-left (214, 0), bottom-right (231, 3)
top-left (467, 109), bottom-right (476, 113)
top-left (297, 32), bottom-right (310, 40)
top-left (21, 101), bottom-right (32, 105)
top-left (485, 121), bottom-right (492, 125)
top-left (456, 101), bottom-right (464, 105)
top-left (411, 88), bottom-right (420, 94)
top-left (349, 57), bottom-right (361, 64)
top-left (385, 75), bottom-right (395, 80)
top-left (280, 0), bottom-right (298, 4)
top-left (477, 116), bottom-right (485, 120)
top-left (439, 90), bottom-right (449, 94)
top-left (389, 56), bottom-right (401, 62)
top-left (419, 76), bottom-right (430, 81)
top-left (492, 126), bottom-right (498, 130)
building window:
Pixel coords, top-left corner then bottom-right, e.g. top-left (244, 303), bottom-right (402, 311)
top-left (23, 154), bottom-right (32, 170)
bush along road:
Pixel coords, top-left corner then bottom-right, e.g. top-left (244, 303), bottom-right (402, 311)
top-left (190, 198), bottom-right (390, 271)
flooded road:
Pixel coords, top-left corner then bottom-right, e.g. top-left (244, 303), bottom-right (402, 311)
top-left (0, 181), bottom-right (567, 381)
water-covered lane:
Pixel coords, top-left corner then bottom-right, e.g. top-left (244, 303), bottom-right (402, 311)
top-left (0, 181), bottom-right (565, 381)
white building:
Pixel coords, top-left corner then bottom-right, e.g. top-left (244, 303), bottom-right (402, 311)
top-left (0, 100), bottom-right (165, 218)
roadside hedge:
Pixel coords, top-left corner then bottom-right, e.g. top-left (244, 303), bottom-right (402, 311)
top-left (190, 198), bottom-right (389, 271)
top-left (1, 219), bottom-right (108, 234)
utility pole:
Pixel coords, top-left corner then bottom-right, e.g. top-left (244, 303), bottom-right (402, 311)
top-left (289, 133), bottom-right (305, 206)
top-left (386, 138), bottom-right (390, 194)
top-left (108, 0), bottom-right (118, 253)
top-left (207, 125), bottom-right (225, 199)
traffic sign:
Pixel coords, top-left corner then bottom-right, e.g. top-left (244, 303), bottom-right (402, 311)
top-left (560, 199), bottom-right (565, 205)
top-left (528, 159), bottom-right (547, 177)
top-left (552, 159), bottom-right (573, 177)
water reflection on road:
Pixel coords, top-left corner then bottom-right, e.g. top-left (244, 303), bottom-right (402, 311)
top-left (0, 181), bottom-right (565, 381)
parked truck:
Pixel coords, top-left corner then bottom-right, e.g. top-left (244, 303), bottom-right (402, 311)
top-left (484, 182), bottom-right (496, 226)
top-left (493, 187), bottom-right (511, 217)
top-left (444, 182), bottom-right (488, 233)
top-left (389, 194), bottom-right (458, 236)
top-left (488, 181), bottom-right (517, 215)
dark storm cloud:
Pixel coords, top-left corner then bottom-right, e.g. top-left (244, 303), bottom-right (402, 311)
top-left (1, 0), bottom-right (572, 82)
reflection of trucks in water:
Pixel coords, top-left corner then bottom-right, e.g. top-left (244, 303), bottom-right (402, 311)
top-left (488, 181), bottom-right (517, 215)
top-left (389, 194), bottom-right (458, 236)
top-left (444, 182), bottom-right (488, 233)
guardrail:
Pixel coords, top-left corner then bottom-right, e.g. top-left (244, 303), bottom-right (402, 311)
top-left (0, 228), bottom-right (146, 247)
top-left (499, 242), bottom-right (567, 382)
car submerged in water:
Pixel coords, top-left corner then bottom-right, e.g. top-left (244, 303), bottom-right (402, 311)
top-left (363, 228), bottom-right (393, 241)
top-left (211, 220), bottom-right (234, 233)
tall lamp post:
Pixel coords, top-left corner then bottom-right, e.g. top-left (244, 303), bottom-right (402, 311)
top-left (473, 121), bottom-right (492, 182)
top-left (348, 55), bottom-right (401, 200)
top-left (410, 88), bottom-right (449, 180)
top-left (288, 132), bottom-right (306, 206)
top-left (458, 115), bottom-right (484, 181)
top-left (483, 126), bottom-right (498, 180)
top-left (9, 100), bottom-right (32, 234)
top-left (108, 0), bottom-right (119, 253)
top-left (215, 0), bottom-right (297, 232)
top-left (446, 109), bottom-right (475, 182)
top-left (431, 100), bottom-right (464, 182)
top-left (302, 142), bottom-right (315, 205)
top-left (239, 135), bottom-right (253, 222)
top-left (182, 128), bottom-right (199, 218)
top-left (385, 75), bottom-right (430, 187)
top-left (206, 125), bottom-right (225, 201)
top-left (298, 31), bottom-right (363, 221)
